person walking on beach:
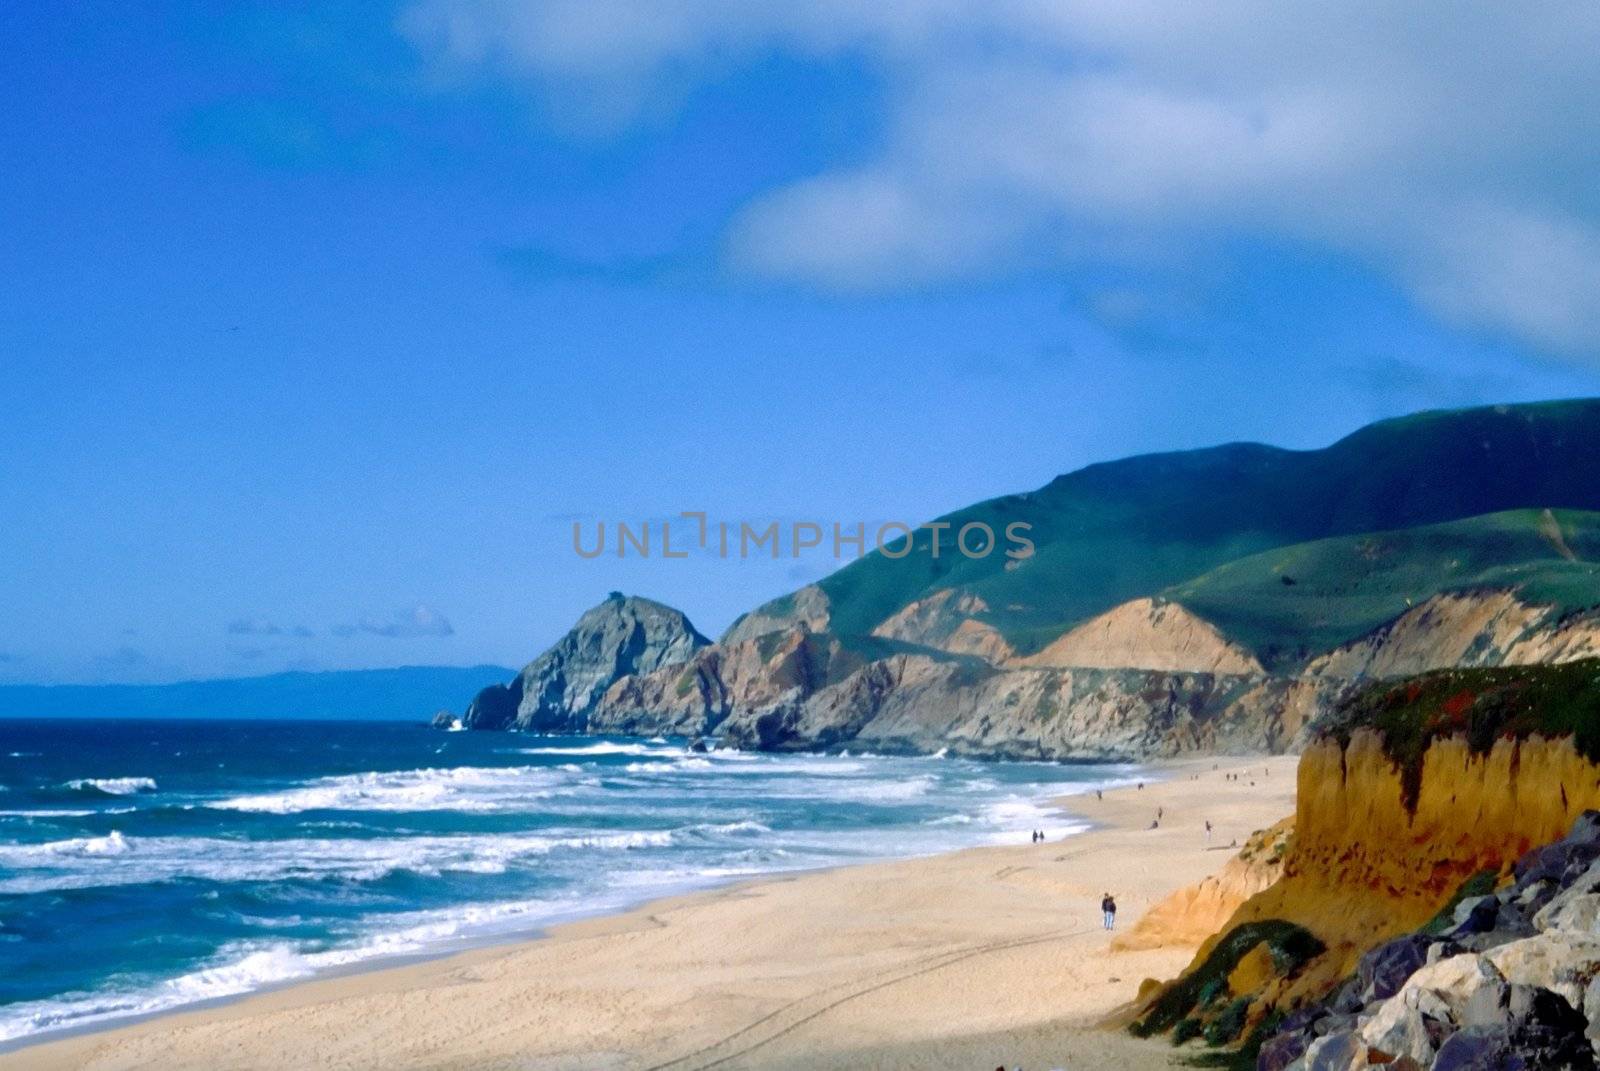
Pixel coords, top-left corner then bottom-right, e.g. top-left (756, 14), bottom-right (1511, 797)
top-left (1205, 820), bottom-right (1213, 841)
top-left (1101, 893), bottom-right (1117, 930)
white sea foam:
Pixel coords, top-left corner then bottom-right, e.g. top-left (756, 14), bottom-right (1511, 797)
top-left (0, 894), bottom-right (625, 1043)
top-left (208, 765), bottom-right (573, 814)
top-left (63, 777), bottom-right (158, 796)
top-left (0, 827), bottom-right (686, 895)
top-left (514, 742), bottom-right (682, 758)
top-left (0, 739), bottom-right (1133, 1046)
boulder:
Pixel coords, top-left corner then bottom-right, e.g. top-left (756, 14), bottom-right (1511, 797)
top-left (1534, 859), bottom-right (1600, 934)
top-left (1484, 935), bottom-right (1600, 1012)
top-left (1358, 934), bottom-right (1436, 1002)
top-left (1255, 1028), bottom-right (1308, 1071)
top-left (1514, 836), bottom-right (1600, 892)
top-left (1432, 1025), bottom-right (1520, 1071)
top-left (1358, 998), bottom-right (1440, 1065)
top-left (1536, 892), bottom-right (1600, 938)
top-left (1503, 984), bottom-right (1596, 1070)
top-left (1303, 1029), bottom-right (1367, 1071)
top-left (1451, 895), bottom-right (1501, 935)
top-left (1389, 951), bottom-right (1505, 1018)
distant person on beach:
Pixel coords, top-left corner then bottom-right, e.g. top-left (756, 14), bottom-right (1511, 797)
top-left (1096, 789), bottom-right (1103, 801)
top-left (1101, 893), bottom-right (1117, 930)
top-left (1205, 820), bottom-right (1213, 841)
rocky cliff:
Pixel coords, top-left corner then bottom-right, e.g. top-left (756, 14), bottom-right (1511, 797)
top-left (570, 589), bottom-right (1593, 760)
top-left (462, 594), bottom-right (709, 731)
top-left (446, 586), bottom-right (1600, 760)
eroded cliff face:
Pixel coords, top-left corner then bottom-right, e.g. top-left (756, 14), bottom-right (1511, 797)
top-left (869, 589), bottom-right (1015, 662)
top-left (1306, 590), bottom-right (1600, 680)
top-left (1115, 817), bottom-right (1294, 953)
top-left (590, 633), bottom-right (1327, 758)
top-left (455, 587), bottom-right (1600, 761)
top-left (1194, 730), bottom-right (1600, 980)
top-left (1014, 597), bottom-right (1264, 675)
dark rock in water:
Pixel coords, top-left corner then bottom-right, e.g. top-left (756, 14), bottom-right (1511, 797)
top-left (687, 737), bottom-right (709, 754)
top-left (463, 682), bottom-right (519, 730)
top-left (429, 709), bottom-right (457, 729)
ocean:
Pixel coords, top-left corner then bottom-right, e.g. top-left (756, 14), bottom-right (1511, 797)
top-left (0, 719), bottom-right (1134, 1047)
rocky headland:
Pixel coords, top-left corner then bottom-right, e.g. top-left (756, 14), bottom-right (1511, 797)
top-left (446, 402), bottom-right (1600, 762)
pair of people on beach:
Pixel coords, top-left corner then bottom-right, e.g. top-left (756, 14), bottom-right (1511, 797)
top-left (1030, 829), bottom-right (1045, 843)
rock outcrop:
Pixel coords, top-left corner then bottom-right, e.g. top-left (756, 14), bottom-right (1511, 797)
top-left (451, 586), bottom-right (1600, 762)
top-left (721, 585), bottom-right (831, 645)
top-left (588, 633), bottom-right (1327, 758)
top-left (462, 594), bottom-right (710, 731)
top-left (1253, 813), bottom-right (1600, 1070)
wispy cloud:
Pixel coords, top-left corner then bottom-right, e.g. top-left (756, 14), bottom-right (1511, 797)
top-left (401, 1), bottom-right (1600, 362)
top-left (228, 618), bottom-right (316, 638)
top-left (95, 645), bottom-right (148, 668)
top-left (332, 604), bottom-right (455, 639)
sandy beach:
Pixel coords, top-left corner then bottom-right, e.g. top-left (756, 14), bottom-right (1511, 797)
top-left (4, 755), bottom-right (1298, 1071)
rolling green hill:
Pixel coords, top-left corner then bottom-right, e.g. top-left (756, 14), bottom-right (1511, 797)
top-left (738, 399), bottom-right (1600, 654)
top-left (1165, 509), bottom-right (1600, 668)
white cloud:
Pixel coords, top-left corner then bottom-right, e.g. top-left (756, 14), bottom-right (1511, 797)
top-left (227, 618), bottom-right (315, 638)
top-left (401, 0), bottom-right (1600, 360)
top-left (332, 604), bottom-right (455, 639)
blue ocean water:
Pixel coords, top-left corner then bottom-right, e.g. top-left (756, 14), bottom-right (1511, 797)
top-left (0, 719), bottom-right (1134, 1046)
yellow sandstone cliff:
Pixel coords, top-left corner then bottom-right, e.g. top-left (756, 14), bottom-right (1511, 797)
top-left (1156, 727), bottom-right (1600, 1016)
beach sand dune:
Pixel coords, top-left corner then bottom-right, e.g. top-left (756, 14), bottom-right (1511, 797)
top-left (5, 756), bottom-right (1298, 1071)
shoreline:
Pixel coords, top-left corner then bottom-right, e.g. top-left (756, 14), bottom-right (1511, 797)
top-left (2, 754), bottom-right (1299, 1071)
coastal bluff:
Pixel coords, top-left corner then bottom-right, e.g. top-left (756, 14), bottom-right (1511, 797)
top-left (1131, 659), bottom-right (1600, 1066)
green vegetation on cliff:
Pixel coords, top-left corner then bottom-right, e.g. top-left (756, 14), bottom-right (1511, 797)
top-left (1320, 657), bottom-right (1600, 809)
top-left (747, 399), bottom-right (1600, 654)
top-left (1130, 919), bottom-right (1324, 1038)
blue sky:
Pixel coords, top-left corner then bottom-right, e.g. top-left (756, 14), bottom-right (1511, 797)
top-left (5, 2), bottom-right (1600, 684)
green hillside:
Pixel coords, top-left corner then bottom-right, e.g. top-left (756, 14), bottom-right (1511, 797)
top-left (1165, 509), bottom-right (1600, 668)
top-left (739, 399), bottom-right (1600, 653)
